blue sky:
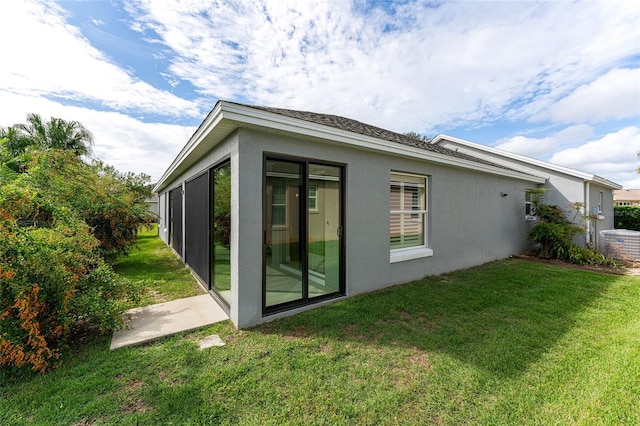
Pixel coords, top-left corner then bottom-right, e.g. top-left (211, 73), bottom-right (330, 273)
top-left (1, 0), bottom-right (639, 187)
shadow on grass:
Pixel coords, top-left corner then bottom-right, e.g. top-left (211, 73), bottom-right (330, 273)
top-left (259, 259), bottom-right (619, 377)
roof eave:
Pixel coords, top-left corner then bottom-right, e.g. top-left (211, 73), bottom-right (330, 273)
top-left (154, 104), bottom-right (546, 192)
top-left (433, 134), bottom-right (622, 190)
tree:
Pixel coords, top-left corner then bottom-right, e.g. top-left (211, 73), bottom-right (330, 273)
top-left (11, 113), bottom-right (94, 157)
top-left (25, 151), bottom-right (154, 260)
top-left (0, 126), bottom-right (34, 174)
top-left (403, 131), bottom-right (431, 142)
top-left (0, 150), bottom-right (149, 372)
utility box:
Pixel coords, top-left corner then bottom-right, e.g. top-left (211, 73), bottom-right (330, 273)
top-left (599, 229), bottom-right (640, 262)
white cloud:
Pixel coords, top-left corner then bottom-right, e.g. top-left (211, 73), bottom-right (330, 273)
top-left (495, 125), bottom-right (595, 157)
top-left (2, 0), bottom-right (639, 188)
top-left (494, 135), bottom-right (558, 158)
top-left (124, 0), bottom-right (640, 133)
top-left (0, 0), bottom-right (201, 118)
top-left (537, 68), bottom-right (640, 124)
top-left (0, 91), bottom-right (195, 181)
top-left (550, 126), bottom-right (640, 188)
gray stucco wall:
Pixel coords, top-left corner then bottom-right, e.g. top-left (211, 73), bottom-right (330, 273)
top-left (157, 133), bottom-right (236, 246)
top-left (588, 182), bottom-right (615, 246)
top-left (158, 128), bottom-right (543, 328)
top-left (233, 128), bottom-right (538, 327)
top-left (437, 140), bottom-right (618, 246)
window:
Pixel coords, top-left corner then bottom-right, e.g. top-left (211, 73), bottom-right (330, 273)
top-left (598, 191), bottom-right (603, 214)
top-left (271, 183), bottom-right (287, 226)
top-left (525, 191), bottom-right (536, 221)
top-left (308, 185), bottom-right (318, 211)
top-left (390, 172), bottom-right (432, 262)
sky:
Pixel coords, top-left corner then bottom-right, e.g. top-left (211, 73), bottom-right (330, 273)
top-left (1, 0), bottom-right (639, 188)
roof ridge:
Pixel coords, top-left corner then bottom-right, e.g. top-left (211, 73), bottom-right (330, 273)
top-left (230, 101), bottom-right (528, 175)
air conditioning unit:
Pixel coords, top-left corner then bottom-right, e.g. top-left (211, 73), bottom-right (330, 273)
top-left (599, 230), bottom-right (640, 262)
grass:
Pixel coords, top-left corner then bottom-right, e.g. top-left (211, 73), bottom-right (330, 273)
top-left (112, 224), bottom-right (204, 307)
top-left (1, 232), bottom-right (638, 424)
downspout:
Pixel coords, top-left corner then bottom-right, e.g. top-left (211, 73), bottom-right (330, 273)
top-left (585, 181), bottom-right (591, 246)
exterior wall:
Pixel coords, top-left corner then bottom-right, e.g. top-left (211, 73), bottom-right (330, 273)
top-left (146, 194), bottom-right (159, 221)
top-left (588, 182), bottom-right (615, 246)
top-left (158, 192), bottom-right (167, 243)
top-left (157, 133), bottom-right (236, 246)
top-left (233, 128), bottom-right (537, 328)
top-left (438, 139), bottom-right (618, 245)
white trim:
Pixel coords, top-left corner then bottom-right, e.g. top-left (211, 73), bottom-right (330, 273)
top-left (390, 247), bottom-right (434, 263)
top-left (432, 134), bottom-right (622, 190)
top-left (390, 171), bottom-right (429, 255)
top-left (155, 102), bottom-right (546, 192)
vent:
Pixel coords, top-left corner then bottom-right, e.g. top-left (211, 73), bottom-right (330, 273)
top-left (599, 230), bottom-right (640, 262)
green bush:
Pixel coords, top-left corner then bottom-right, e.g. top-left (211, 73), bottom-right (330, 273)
top-left (527, 196), bottom-right (617, 267)
top-left (528, 203), bottom-right (584, 260)
top-left (566, 244), bottom-right (618, 267)
top-left (0, 180), bottom-right (140, 373)
top-left (25, 151), bottom-right (154, 260)
top-left (614, 206), bottom-right (640, 231)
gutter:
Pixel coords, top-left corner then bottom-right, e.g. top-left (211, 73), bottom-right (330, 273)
top-left (155, 102), bottom-right (546, 192)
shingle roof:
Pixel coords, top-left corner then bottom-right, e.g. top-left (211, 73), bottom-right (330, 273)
top-left (237, 102), bottom-right (521, 172)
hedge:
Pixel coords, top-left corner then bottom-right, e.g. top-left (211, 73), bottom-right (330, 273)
top-left (614, 206), bottom-right (640, 231)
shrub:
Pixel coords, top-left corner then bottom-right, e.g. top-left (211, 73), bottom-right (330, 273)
top-left (0, 183), bottom-right (139, 373)
top-left (526, 195), bottom-right (617, 267)
top-left (527, 201), bottom-right (584, 260)
top-left (528, 221), bottom-right (583, 260)
top-left (25, 151), bottom-right (154, 260)
top-left (614, 206), bottom-right (640, 231)
top-left (566, 244), bottom-right (618, 267)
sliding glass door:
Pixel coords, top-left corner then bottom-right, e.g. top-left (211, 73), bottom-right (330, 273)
top-left (264, 157), bottom-right (344, 313)
top-left (211, 162), bottom-right (231, 305)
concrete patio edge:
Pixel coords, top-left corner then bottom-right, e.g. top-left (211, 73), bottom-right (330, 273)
top-left (110, 294), bottom-right (229, 350)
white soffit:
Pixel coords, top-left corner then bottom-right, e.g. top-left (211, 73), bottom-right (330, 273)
top-left (432, 134), bottom-right (622, 190)
top-left (154, 102), bottom-right (546, 192)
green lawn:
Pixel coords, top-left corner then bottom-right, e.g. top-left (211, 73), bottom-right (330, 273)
top-left (112, 224), bottom-right (205, 307)
top-left (1, 236), bottom-right (638, 424)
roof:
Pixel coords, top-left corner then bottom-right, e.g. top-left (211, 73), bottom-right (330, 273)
top-left (432, 134), bottom-right (622, 190)
top-left (614, 189), bottom-right (640, 201)
top-left (154, 101), bottom-right (545, 192)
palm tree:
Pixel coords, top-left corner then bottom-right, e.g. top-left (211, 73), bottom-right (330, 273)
top-left (15, 113), bottom-right (94, 157)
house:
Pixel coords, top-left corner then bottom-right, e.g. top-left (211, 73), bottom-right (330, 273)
top-left (153, 101), bottom-right (617, 329)
top-left (145, 191), bottom-right (159, 220)
top-left (432, 135), bottom-right (622, 247)
top-left (614, 189), bottom-right (640, 206)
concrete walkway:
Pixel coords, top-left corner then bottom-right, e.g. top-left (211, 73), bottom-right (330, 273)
top-left (110, 294), bottom-right (229, 350)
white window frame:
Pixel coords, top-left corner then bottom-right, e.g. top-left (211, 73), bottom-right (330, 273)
top-left (308, 185), bottom-right (318, 212)
top-left (271, 182), bottom-right (287, 227)
top-left (525, 191), bottom-right (536, 221)
top-left (390, 171), bottom-right (433, 263)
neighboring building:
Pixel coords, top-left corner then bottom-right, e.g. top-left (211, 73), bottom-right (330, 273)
top-left (432, 135), bottom-right (622, 247)
top-left (154, 101), bottom-right (618, 329)
top-left (146, 192), bottom-right (160, 220)
top-left (614, 189), bottom-right (640, 206)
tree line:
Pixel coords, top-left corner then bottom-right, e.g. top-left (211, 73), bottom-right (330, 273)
top-left (1, 114), bottom-right (153, 373)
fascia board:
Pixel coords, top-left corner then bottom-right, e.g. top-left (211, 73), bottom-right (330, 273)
top-left (433, 134), bottom-right (622, 189)
top-left (589, 176), bottom-right (623, 190)
top-left (155, 104), bottom-right (547, 193)
top-left (221, 103), bottom-right (546, 184)
top-left (153, 103), bottom-right (225, 192)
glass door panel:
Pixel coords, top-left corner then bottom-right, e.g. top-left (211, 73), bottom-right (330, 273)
top-left (211, 162), bottom-right (231, 305)
top-left (265, 160), bottom-right (304, 307)
top-left (308, 164), bottom-right (341, 298)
